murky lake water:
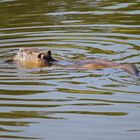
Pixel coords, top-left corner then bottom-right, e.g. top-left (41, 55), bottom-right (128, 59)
top-left (0, 0), bottom-right (140, 140)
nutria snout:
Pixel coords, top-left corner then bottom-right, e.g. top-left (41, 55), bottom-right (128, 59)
top-left (37, 51), bottom-right (56, 65)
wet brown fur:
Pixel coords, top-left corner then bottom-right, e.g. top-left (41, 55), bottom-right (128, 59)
top-left (6, 48), bottom-right (139, 76)
top-left (9, 48), bottom-right (56, 68)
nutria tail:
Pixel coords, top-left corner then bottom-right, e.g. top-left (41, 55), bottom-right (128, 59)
top-left (119, 64), bottom-right (139, 76)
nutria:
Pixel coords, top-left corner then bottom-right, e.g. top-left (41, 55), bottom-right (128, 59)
top-left (6, 48), bottom-right (139, 76)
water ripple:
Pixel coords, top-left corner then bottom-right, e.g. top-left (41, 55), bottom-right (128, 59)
top-left (0, 0), bottom-right (140, 139)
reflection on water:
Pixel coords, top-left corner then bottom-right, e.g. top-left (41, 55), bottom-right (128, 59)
top-left (0, 0), bottom-right (140, 140)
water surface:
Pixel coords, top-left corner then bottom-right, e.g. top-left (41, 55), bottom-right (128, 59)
top-left (0, 0), bottom-right (140, 140)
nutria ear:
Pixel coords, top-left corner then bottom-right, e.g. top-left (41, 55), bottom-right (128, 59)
top-left (47, 51), bottom-right (51, 56)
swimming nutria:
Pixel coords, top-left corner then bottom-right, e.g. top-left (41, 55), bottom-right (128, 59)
top-left (6, 48), bottom-right (139, 76)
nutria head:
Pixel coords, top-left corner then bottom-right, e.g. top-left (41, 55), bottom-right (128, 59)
top-left (13, 48), bottom-right (56, 68)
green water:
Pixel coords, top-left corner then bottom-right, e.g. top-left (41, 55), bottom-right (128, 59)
top-left (0, 0), bottom-right (140, 140)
